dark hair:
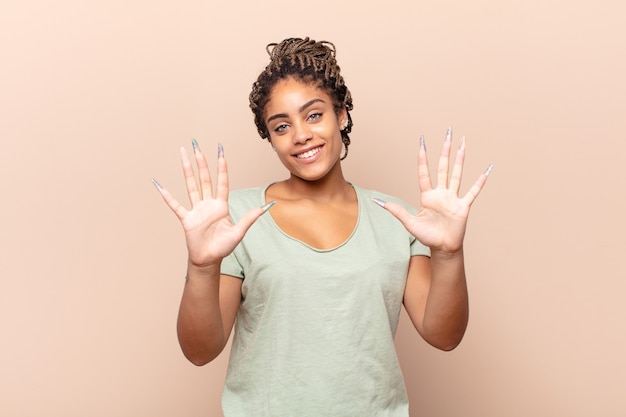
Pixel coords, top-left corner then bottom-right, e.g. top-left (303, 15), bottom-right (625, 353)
top-left (249, 37), bottom-right (354, 159)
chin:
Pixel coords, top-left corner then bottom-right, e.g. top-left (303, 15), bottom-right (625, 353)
top-left (291, 172), bottom-right (326, 182)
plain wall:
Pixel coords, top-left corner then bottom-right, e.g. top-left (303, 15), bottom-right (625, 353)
top-left (1, 0), bottom-right (625, 416)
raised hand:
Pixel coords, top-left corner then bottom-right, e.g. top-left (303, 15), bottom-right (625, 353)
top-left (374, 128), bottom-right (492, 254)
top-left (153, 140), bottom-right (272, 268)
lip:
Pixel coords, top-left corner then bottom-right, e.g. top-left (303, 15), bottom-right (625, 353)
top-left (293, 145), bottom-right (323, 161)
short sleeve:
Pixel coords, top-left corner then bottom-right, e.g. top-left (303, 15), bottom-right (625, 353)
top-left (218, 187), bottom-right (264, 280)
top-left (383, 190), bottom-right (430, 258)
top-left (221, 251), bottom-right (244, 279)
top-left (410, 236), bottom-right (431, 257)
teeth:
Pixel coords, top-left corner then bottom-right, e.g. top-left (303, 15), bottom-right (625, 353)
top-left (296, 147), bottom-right (320, 159)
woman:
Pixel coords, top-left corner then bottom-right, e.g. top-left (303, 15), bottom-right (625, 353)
top-left (153, 37), bottom-right (491, 416)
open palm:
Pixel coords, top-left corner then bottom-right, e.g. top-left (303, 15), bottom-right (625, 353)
top-left (381, 129), bottom-right (492, 254)
top-left (153, 142), bottom-right (268, 268)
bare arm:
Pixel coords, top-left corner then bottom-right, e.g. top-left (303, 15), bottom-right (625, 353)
top-left (403, 253), bottom-right (468, 351)
top-left (153, 141), bottom-right (272, 365)
top-left (177, 267), bottom-right (242, 365)
top-left (374, 128), bottom-right (491, 350)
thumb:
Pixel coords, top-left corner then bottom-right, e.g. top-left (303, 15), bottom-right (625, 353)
top-left (372, 199), bottom-right (413, 229)
top-left (232, 201), bottom-right (276, 237)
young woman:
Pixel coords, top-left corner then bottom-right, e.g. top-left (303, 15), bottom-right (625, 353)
top-left (153, 37), bottom-right (491, 417)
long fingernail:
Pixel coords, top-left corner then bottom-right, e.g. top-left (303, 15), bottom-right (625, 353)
top-left (371, 197), bottom-right (386, 208)
top-left (191, 138), bottom-right (199, 153)
top-left (420, 135), bottom-right (426, 150)
top-left (261, 201), bottom-right (276, 213)
top-left (484, 163), bottom-right (494, 175)
top-left (218, 143), bottom-right (224, 159)
top-left (180, 146), bottom-right (190, 162)
top-left (446, 126), bottom-right (452, 142)
top-left (151, 178), bottom-right (163, 190)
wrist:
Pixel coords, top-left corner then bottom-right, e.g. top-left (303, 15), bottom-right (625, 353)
top-left (186, 260), bottom-right (222, 280)
top-left (430, 246), bottom-right (464, 262)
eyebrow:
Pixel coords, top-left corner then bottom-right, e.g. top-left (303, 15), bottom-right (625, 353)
top-left (266, 98), bottom-right (326, 124)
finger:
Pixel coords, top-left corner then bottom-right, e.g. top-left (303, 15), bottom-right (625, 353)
top-left (418, 135), bottom-right (433, 192)
top-left (152, 178), bottom-right (188, 220)
top-left (181, 146), bottom-right (201, 205)
top-left (232, 201), bottom-right (275, 238)
top-left (461, 163), bottom-right (493, 206)
top-left (373, 199), bottom-right (417, 232)
top-left (192, 139), bottom-right (214, 200)
top-left (215, 143), bottom-right (229, 202)
top-left (436, 126), bottom-right (453, 188)
top-left (449, 136), bottom-right (466, 194)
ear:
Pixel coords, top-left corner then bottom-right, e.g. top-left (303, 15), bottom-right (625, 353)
top-left (338, 107), bottom-right (348, 129)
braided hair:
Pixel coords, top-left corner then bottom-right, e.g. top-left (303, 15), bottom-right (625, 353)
top-left (249, 37), bottom-right (354, 160)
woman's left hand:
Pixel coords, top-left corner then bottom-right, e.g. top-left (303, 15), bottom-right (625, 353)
top-left (376, 128), bottom-right (492, 254)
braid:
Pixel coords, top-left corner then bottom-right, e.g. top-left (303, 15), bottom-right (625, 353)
top-left (249, 37), bottom-right (354, 157)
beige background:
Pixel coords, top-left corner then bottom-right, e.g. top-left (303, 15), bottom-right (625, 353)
top-left (1, 0), bottom-right (625, 416)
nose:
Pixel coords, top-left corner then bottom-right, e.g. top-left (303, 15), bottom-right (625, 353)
top-left (292, 121), bottom-right (313, 144)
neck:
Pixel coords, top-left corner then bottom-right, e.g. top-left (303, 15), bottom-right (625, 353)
top-left (283, 165), bottom-right (352, 202)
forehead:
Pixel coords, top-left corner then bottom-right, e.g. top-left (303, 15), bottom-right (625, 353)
top-left (265, 78), bottom-right (332, 112)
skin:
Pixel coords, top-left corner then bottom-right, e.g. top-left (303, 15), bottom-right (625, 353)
top-left (263, 77), bottom-right (356, 250)
top-left (154, 77), bottom-right (491, 365)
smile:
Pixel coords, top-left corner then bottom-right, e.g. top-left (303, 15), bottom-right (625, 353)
top-left (295, 146), bottom-right (321, 159)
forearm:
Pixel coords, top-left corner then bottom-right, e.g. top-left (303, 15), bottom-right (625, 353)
top-left (422, 248), bottom-right (469, 351)
top-left (177, 261), bottom-right (227, 365)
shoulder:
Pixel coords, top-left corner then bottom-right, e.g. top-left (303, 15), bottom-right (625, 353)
top-left (227, 186), bottom-right (268, 219)
top-left (353, 184), bottom-right (430, 255)
top-left (353, 185), bottom-right (418, 215)
top-left (228, 186), bottom-right (266, 202)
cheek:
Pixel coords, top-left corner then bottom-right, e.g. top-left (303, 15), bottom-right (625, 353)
top-left (270, 140), bottom-right (293, 158)
top-left (312, 122), bottom-right (341, 138)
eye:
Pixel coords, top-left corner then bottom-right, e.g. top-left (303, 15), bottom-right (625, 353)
top-left (274, 123), bottom-right (289, 133)
top-left (307, 112), bottom-right (322, 122)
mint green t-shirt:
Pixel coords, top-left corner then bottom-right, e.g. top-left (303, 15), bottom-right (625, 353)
top-left (221, 184), bottom-right (430, 417)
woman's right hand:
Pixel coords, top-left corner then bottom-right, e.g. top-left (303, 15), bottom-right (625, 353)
top-left (153, 140), bottom-right (273, 269)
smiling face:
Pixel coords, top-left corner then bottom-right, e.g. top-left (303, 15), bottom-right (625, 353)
top-left (264, 77), bottom-right (347, 183)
